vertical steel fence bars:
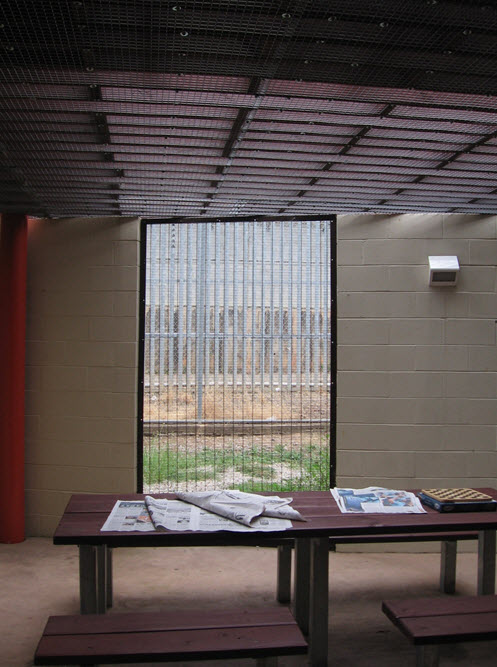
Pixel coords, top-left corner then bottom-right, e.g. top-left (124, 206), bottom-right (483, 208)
top-left (195, 224), bottom-right (205, 421)
top-left (168, 227), bottom-right (176, 389)
top-left (177, 224), bottom-right (186, 397)
top-left (305, 221), bottom-right (312, 391)
top-left (241, 224), bottom-right (249, 486)
top-left (143, 218), bottom-right (333, 492)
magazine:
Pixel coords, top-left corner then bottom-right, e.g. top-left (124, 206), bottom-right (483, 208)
top-left (331, 486), bottom-right (426, 514)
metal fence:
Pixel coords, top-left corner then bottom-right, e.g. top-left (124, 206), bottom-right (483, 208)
top-left (141, 218), bottom-right (333, 493)
top-left (145, 220), bottom-right (331, 419)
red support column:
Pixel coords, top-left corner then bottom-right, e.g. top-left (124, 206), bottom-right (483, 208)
top-left (0, 213), bottom-right (28, 543)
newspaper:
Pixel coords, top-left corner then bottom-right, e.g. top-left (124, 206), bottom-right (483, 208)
top-left (175, 490), bottom-right (305, 526)
top-left (101, 491), bottom-right (304, 533)
top-left (331, 486), bottom-right (426, 514)
top-left (144, 496), bottom-right (293, 532)
top-left (100, 500), bottom-right (155, 531)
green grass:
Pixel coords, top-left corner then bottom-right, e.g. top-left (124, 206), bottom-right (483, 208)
top-left (143, 440), bottom-right (330, 491)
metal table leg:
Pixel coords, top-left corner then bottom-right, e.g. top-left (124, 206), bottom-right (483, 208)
top-left (478, 529), bottom-right (496, 595)
top-left (79, 544), bottom-right (111, 614)
top-left (440, 539), bottom-right (457, 594)
top-left (106, 546), bottom-right (113, 608)
top-left (96, 545), bottom-right (107, 613)
top-left (308, 537), bottom-right (329, 667)
top-left (79, 545), bottom-right (97, 614)
top-left (276, 543), bottom-right (292, 603)
top-left (416, 645), bottom-right (440, 667)
top-left (293, 538), bottom-right (311, 635)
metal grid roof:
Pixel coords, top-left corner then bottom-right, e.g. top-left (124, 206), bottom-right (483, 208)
top-left (2, 1), bottom-right (497, 218)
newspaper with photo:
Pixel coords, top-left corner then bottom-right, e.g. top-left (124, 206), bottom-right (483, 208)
top-left (100, 500), bottom-right (155, 531)
top-left (331, 486), bottom-right (426, 514)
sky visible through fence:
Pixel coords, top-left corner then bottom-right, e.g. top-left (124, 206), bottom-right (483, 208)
top-left (143, 219), bottom-right (332, 492)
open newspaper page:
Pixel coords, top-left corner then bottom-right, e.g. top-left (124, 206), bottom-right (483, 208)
top-left (331, 487), bottom-right (426, 514)
top-left (145, 496), bottom-right (293, 532)
top-left (100, 500), bottom-right (155, 531)
top-left (100, 491), bottom-right (303, 533)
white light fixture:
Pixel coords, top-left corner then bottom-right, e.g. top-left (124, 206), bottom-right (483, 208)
top-left (428, 256), bottom-right (459, 286)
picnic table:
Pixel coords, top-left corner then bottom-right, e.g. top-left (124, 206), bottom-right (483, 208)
top-left (51, 488), bottom-right (497, 666)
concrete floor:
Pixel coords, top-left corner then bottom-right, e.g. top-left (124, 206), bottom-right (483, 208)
top-left (1, 538), bottom-right (495, 667)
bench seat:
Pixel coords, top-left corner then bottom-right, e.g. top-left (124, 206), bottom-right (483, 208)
top-left (382, 595), bottom-right (497, 667)
top-left (34, 606), bottom-right (308, 666)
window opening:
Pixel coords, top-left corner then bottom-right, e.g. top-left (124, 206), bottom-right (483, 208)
top-left (138, 217), bottom-right (336, 493)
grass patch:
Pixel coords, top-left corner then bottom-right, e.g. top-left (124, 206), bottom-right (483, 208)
top-left (143, 440), bottom-right (330, 491)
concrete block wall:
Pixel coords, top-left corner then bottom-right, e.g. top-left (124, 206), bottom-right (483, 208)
top-left (25, 217), bottom-right (140, 535)
top-left (22, 213), bottom-right (496, 537)
top-left (337, 213), bottom-right (497, 491)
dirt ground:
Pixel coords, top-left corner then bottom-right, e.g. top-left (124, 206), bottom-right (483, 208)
top-left (143, 431), bottom-right (325, 452)
top-left (143, 387), bottom-right (330, 421)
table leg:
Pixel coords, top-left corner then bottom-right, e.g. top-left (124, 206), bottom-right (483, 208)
top-left (106, 547), bottom-right (113, 608)
top-left (478, 529), bottom-right (496, 595)
top-left (308, 537), bottom-right (329, 667)
top-left (276, 543), bottom-right (292, 603)
top-left (96, 545), bottom-right (107, 613)
top-left (416, 645), bottom-right (439, 667)
top-left (440, 539), bottom-right (456, 594)
top-left (79, 545), bottom-right (97, 614)
top-left (293, 538), bottom-right (311, 634)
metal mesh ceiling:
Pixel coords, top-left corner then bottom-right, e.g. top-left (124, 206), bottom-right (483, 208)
top-left (2, 0), bottom-right (497, 217)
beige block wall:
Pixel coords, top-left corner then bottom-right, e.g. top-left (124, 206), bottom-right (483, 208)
top-left (23, 213), bottom-right (496, 537)
top-left (25, 216), bottom-right (140, 536)
top-left (337, 213), bottom-right (497, 492)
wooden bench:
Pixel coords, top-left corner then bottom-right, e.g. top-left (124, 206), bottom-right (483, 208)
top-left (34, 606), bottom-right (308, 666)
top-left (382, 595), bottom-right (497, 667)
top-left (275, 532), bottom-right (478, 603)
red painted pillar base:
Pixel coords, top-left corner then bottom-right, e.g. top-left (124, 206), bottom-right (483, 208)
top-left (0, 213), bottom-right (28, 543)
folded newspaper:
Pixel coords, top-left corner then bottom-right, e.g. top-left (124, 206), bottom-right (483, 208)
top-left (175, 490), bottom-right (305, 525)
top-left (101, 490), bottom-right (305, 533)
top-left (331, 486), bottom-right (426, 514)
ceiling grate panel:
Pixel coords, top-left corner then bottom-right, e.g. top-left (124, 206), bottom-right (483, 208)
top-left (2, 0), bottom-right (497, 216)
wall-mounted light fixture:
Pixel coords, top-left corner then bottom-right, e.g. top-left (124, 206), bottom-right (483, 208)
top-left (428, 255), bottom-right (459, 287)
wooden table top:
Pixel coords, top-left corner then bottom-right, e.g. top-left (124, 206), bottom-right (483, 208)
top-left (53, 489), bottom-right (497, 547)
